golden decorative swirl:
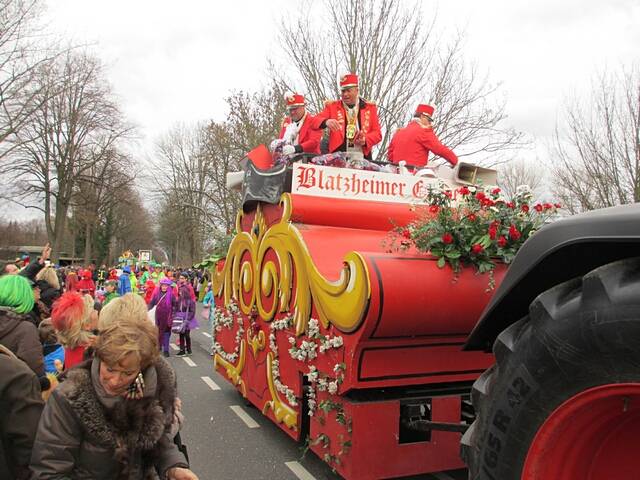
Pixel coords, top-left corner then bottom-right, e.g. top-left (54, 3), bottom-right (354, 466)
top-left (247, 328), bottom-right (266, 358)
top-left (262, 352), bottom-right (298, 430)
top-left (213, 340), bottom-right (247, 397)
top-left (212, 194), bottom-right (371, 336)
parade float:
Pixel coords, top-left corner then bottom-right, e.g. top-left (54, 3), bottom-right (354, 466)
top-left (212, 144), bottom-right (640, 480)
top-left (211, 156), bottom-right (510, 479)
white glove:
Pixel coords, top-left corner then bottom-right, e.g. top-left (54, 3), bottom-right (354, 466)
top-left (282, 145), bottom-right (296, 155)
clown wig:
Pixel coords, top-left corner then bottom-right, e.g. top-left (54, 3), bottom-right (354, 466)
top-left (0, 274), bottom-right (34, 313)
top-left (51, 291), bottom-right (95, 349)
top-left (36, 266), bottom-right (60, 290)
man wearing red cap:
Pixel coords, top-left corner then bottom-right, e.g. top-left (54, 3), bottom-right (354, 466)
top-left (309, 73), bottom-right (382, 159)
top-left (279, 93), bottom-right (321, 155)
top-left (387, 104), bottom-right (458, 169)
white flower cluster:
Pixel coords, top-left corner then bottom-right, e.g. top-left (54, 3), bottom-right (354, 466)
top-left (211, 300), bottom-right (244, 364)
top-left (212, 307), bottom-right (234, 331)
top-left (515, 184), bottom-right (533, 200)
top-left (213, 341), bottom-right (238, 363)
top-left (306, 365), bottom-right (319, 383)
top-left (267, 315), bottom-right (298, 407)
top-left (288, 338), bottom-right (318, 362)
top-left (271, 358), bottom-right (298, 406)
top-left (306, 367), bottom-right (318, 416)
top-left (308, 318), bottom-right (321, 339)
top-left (227, 300), bottom-right (240, 315)
top-left (319, 335), bottom-right (344, 353)
top-left (268, 315), bottom-right (293, 352)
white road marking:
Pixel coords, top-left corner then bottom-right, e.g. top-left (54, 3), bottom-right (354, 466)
top-left (432, 473), bottom-right (456, 480)
top-left (285, 461), bottom-right (317, 480)
top-left (201, 376), bottom-right (220, 391)
top-left (202, 332), bottom-right (212, 338)
top-left (182, 357), bottom-right (197, 367)
top-left (229, 405), bottom-right (260, 428)
top-left (170, 344), bottom-right (179, 351)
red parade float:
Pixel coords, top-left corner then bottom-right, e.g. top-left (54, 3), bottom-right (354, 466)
top-left (212, 160), bottom-right (504, 479)
top-left (213, 154), bottom-right (640, 480)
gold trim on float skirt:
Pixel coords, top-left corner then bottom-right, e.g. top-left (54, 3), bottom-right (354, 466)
top-left (212, 193), bottom-right (371, 336)
top-left (213, 340), bottom-right (247, 397)
top-left (262, 351), bottom-right (298, 430)
top-left (247, 328), bottom-right (266, 358)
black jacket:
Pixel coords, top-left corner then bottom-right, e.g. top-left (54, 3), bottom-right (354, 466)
top-left (0, 346), bottom-right (44, 480)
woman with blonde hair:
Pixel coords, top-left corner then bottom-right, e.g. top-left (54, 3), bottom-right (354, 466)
top-left (30, 294), bottom-right (198, 479)
top-left (35, 267), bottom-right (60, 291)
top-left (50, 292), bottom-right (98, 369)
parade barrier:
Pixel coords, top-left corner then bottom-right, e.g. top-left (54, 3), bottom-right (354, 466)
top-left (212, 162), bottom-right (505, 479)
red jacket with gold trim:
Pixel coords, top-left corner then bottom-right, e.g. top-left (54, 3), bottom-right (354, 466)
top-left (309, 98), bottom-right (382, 158)
top-left (387, 121), bottom-right (458, 167)
top-left (278, 114), bottom-right (321, 154)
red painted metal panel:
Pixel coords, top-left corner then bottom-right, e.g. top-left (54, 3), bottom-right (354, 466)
top-left (291, 193), bottom-right (418, 230)
top-left (357, 344), bottom-right (493, 381)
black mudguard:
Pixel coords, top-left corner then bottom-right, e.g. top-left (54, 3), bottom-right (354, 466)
top-left (465, 203), bottom-right (640, 351)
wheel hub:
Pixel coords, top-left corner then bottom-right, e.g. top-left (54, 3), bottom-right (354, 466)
top-left (522, 383), bottom-right (640, 480)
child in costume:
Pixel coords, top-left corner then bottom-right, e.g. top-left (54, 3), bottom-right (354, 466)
top-left (118, 265), bottom-right (132, 295)
top-left (38, 318), bottom-right (65, 375)
top-left (50, 292), bottom-right (98, 370)
top-left (102, 280), bottom-right (119, 306)
top-left (76, 269), bottom-right (96, 297)
top-left (143, 279), bottom-right (156, 304)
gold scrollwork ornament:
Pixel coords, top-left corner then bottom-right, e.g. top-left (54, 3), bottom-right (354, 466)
top-left (213, 194), bottom-right (371, 336)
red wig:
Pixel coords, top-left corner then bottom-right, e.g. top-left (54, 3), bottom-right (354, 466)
top-left (65, 272), bottom-right (79, 292)
top-left (51, 291), bottom-right (86, 332)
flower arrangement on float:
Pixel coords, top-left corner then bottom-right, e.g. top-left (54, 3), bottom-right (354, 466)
top-left (391, 184), bottom-right (560, 286)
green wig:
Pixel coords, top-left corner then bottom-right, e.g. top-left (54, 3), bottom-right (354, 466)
top-left (0, 275), bottom-right (35, 314)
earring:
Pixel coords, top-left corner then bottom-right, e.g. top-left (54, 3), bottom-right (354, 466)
top-left (125, 372), bottom-right (145, 400)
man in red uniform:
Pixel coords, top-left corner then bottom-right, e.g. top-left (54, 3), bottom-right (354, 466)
top-left (309, 73), bottom-right (382, 160)
top-left (387, 104), bottom-right (458, 169)
top-left (279, 93), bottom-right (321, 155)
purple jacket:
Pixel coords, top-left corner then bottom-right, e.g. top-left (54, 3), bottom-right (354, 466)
top-left (174, 284), bottom-right (198, 330)
top-left (149, 289), bottom-right (174, 332)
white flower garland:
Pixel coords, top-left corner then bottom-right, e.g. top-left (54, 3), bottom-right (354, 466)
top-left (212, 307), bottom-right (347, 415)
top-left (305, 362), bottom-right (346, 416)
top-left (268, 315), bottom-right (298, 406)
top-left (211, 300), bottom-right (243, 363)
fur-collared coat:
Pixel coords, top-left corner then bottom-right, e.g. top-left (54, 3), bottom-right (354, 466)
top-left (30, 358), bottom-right (188, 479)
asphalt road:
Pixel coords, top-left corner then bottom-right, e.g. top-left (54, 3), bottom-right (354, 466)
top-left (169, 309), bottom-right (468, 480)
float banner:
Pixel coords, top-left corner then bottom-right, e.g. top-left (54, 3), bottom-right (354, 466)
top-left (291, 163), bottom-right (439, 204)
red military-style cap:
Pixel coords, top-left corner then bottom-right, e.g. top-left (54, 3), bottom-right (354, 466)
top-left (284, 92), bottom-right (305, 109)
top-left (339, 73), bottom-right (358, 90)
top-left (416, 104), bottom-right (435, 119)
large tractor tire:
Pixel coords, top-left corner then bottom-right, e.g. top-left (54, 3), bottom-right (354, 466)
top-left (461, 258), bottom-right (640, 479)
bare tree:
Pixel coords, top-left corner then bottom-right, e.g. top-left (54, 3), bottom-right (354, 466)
top-left (7, 52), bottom-right (132, 261)
top-left (550, 65), bottom-right (640, 214)
top-left (224, 85), bottom-right (289, 156)
top-left (149, 123), bottom-right (213, 264)
top-left (107, 186), bottom-right (154, 264)
top-left (498, 158), bottom-right (545, 199)
top-left (199, 121), bottom-right (242, 233)
top-left (150, 86), bottom-right (283, 265)
top-left (0, 0), bottom-right (61, 160)
top-left (273, 0), bottom-right (524, 163)
top-left (73, 149), bottom-right (134, 263)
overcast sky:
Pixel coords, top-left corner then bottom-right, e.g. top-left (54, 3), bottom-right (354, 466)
top-left (42, 0), bottom-right (639, 145)
top-left (4, 0), bottom-right (638, 220)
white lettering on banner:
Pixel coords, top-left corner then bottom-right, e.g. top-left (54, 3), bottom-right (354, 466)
top-left (292, 164), bottom-right (440, 204)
